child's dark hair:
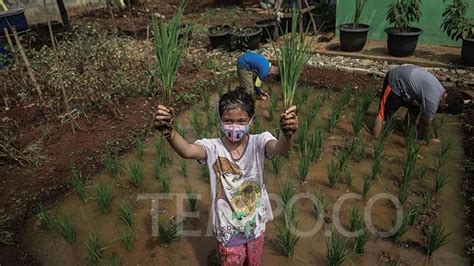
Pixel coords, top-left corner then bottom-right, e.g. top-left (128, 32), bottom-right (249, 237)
top-left (445, 92), bottom-right (464, 115)
top-left (218, 87), bottom-right (255, 118)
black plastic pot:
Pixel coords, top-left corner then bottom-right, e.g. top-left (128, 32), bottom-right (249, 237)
top-left (339, 23), bottom-right (370, 52)
top-left (0, 8), bottom-right (28, 35)
top-left (208, 25), bottom-right (231, 49)
top-left (35, 21), bottom-right (64, 41)
top-left (385, 27), bottom-right (423, 57)
top-left (461, 37), bottom-right (474, 67)
top-left (232, 26), bottom-right (262, 50)
top-left (256, 19), bottom-right (277, 42)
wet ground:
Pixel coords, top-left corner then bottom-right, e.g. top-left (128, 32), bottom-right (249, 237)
top-left (22, 82), bottom-right (468, 265)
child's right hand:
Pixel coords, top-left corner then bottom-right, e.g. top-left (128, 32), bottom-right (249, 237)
top-left (154, 105), bottom-right (174, 135)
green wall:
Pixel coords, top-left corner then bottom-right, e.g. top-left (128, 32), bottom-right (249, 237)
top-left (336, 0), bottom-right (474, 47)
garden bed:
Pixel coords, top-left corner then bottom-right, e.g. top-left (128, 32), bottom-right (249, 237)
top-left (20, 80), bottom-right (469, 265)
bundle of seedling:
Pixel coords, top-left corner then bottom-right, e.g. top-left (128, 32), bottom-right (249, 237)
top-left (152, 4), bottom-right (186, 104)
top-left (273, 11), bottom-right (313, 139)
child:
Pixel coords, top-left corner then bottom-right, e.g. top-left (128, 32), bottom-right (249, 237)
top-left (154, 88), bottom-right (298, 265)
top-left (237, 51), bottom-right (279, 100)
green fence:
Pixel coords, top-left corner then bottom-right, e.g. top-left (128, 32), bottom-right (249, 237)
top-left (336, 0), bottom-right (474, 47)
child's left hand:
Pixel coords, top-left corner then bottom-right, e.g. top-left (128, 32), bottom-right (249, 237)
top-left (280, 105), bottom-right (298, 140)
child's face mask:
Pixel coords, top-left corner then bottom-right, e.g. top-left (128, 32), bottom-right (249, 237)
top-left (220, 118), bottom-right (253, 142)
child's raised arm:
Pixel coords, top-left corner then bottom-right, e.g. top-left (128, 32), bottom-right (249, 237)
top-left (154, 105), bottom-right (206, 160)
top-left (266, 106), bottom-right (298, 157)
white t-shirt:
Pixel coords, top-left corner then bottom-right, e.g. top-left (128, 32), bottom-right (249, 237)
top-left (195, 132), bottom-right (276, 247)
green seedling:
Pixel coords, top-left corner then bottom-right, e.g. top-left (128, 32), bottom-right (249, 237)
top-left (56, 214), bottom-right (76, 244)
top-left (351, 103), bottom-right (365, 137)
top-left (280, 180), bottom-right (296, 206)
top-left (308, 96), bottom-right (321, 119)
top-left (327, 159), bottom-right (340, 187)
top-left (313, 189), bottom-right (327, 219)
top-left (185, 185), bottom-right (198, 212)
top-left (153, 158), bottom-right (163, 181)
top-left (350, 205), bottom-right (369, 254)
top-left (120, 227), bottom-right (136, 251)
top-left (268, 96), bottom-right (279, 122)
top-left (340, 86), bottom-right (352, 108)
top-left (297, 142), bottom-right (311, 183)
top-left (118, 201), bottom-right (133, 227)
top-left (70, 171), bottom-right (87, 203)
top-left (326, 231), bottom-right (348, 266)
top-left (327, 106), bottom-right (341, 133)
top-left (155, 137), bottom-right (167, 167)
top-left (353, 139), bottom-right (366, 162)
top-left (94, 181), bottom-right (113, 213)
top-left (104, 152), bottom-right (120, 179)
top-left (180, 160), bottom-right (188, 177)
top-left (200, 164), bottom-right (210, 182)
top-left (158, 219), bottom-right (179, 245)
top-left (360, 88), bottom-right (375, 114)
top-left (86, 231), bottom-right (105, 264)
top-left (273, 221), bottom-right (300, 257)
top-left (434, 170), bottom-right (449, 193)
top-left (397, 183), bottom-right (409, 205)
top-left (37, 204), bottom-right (56, 230)
top-left (135, 138), bottom-right (145, 160)
top-left (362, 174), bottom-right (372, 198)
top-left (190, 106), bottom-right (204, 138)
top-left (344, 170), bottom-right (353, 187)
top-left (310, 125), bottom-right (324, 162)
top-left (371, 155), bottom-right (382, 180)
top-left (296, 118), bottom-right (309, 150)
top-left (390, 210), bottom-right (410, 243)
top-left (431, 115), bottom-right (444, 139)
top-left (160, 173), bottom-right (172, 194)
top-left (426, 221), bottom-right (451, 256)
top-left (129, 163), bottom-right (144, 188)
top-left (406, 204), bottom-right (419, 226)
top-left (272, 155), bottom-right (283, 176)
top-left (203, 92), bottom-right (211, 110)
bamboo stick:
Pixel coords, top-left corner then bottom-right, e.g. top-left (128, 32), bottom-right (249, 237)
top-left (2, 28), bottom-right (18, 62)
top-left (11, 27), bottom-right (43, 99)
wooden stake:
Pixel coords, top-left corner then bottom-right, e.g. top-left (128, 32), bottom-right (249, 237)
top-left (11, 27), bottom-right (43, 99)
top-left (3, 28), bottom-right (18, 62)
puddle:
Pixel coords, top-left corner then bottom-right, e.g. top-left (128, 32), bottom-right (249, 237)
top-left (22, 83), bottom-right (469, 265)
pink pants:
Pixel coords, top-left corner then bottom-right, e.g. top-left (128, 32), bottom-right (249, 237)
top-left (218, 234), bottom-right (265, 266)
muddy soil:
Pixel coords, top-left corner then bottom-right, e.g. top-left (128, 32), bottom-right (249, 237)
top-left (22, 82), bottom-right (468, 265)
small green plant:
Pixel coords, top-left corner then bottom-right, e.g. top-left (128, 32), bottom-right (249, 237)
top-left (296, 118), bottom-right (309, 150)
top-left (207, 109), bottom-right (217, 132)
top-left (217, 83), bottom-right (225, 97)
top-left (397, 183), bottom-right (409, 205)
top-left (37, 205), bottom-right (56, 230)
top-left (423, 190), bottom-right (432, 210)
top-left (327, 159), bottom-right (340, 187)
top-left (353, 139), bottom-right (366, 162)
top-left (436, 137), bottom-right (453, 171)
top-left (273, 222), bottom-right (300, 257)
top-left (70, 171), bottom-right (87, 203)
top-left (340, 87), bottom-right (352, 108)
top-left (104, 153), bottom-right (120, 179)
top-left (374, 118), bottom-right (394, 158)
top-left (297, 142), bottom-right (311, 183)
top-left (390, 210), bottom-right (410, 243)
top-left (362, 174), bottom-right (372, 198)
top-left (272, 155), bottom-right (284, 176)
top-left (313, 189), bottom-right (327, 219)
top-left (135, 138), bottom-right (145, 160)
top-left (129, 163), bottom-right (144, 188)
top-left (280, 180), bottom-right (296, 206)
top-left (120, 227), bottom-right (136, 251)
top-left (118, 201), bottom-right (133, 227)
top-left (56, 214), bottom-right (76, 244)
top-left (158, 219), bottom-right (179, 245)
top-left (159, 173), bottom-right (172, 194)
top-left (86, 231), bottom-right (105, 264)
top-left (426, 221), bottom-right (451, 256)
top-left (284, 202), bottom-right (298, 225)
top-left (344, 170), bottom-right (353, 187)
top-left (387, 0), bottom-right (422, 32)
top-left (360, 88), bottom-right (375, 114)
top-left (371, 155), bottom-right (382, 180)
top-left (327, 106), bottom-right (342, 132)
top-left (401, 125), bottom-right (420, 186)
top-left (308, 96), bottom-right (321, 118)
top-left (434, 170), bottom-right (450, 193)
top-left (268, 96), bottom-right (279, 122)
top-left (200, 164), bottom-right (210, 182)
top-left (351, 103), bottom-right (365, 137)
top-left (153, 158), bottom-right (163, 181)
top-left (406, 204), bottom-right (419, 226)
top-left (310, 125), bottom-right (324, 162)
top-left (350, 205), bottom-right (369, 254)
top-left (94, 181), bottom-right (113, 213)
top-left (185, 185), bottom-right (198, 212)
top-left (326, 231), bottom-right (348, 266)
top-left (337, 148), bottom-right (351, 174)
top-left (203, 91), bottom-right (211, 110)
top-left (155, 137), bottom-right (167, 167)
top-left (180, 160), bottom-right (188, 177)
top-left (190, 106), bottom-right (204, 138)
top-left (431, 116), bottom-right (444, 139)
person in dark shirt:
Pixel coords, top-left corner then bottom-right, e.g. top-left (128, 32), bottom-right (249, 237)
top-left (372, 65), bottom-right (464, 143)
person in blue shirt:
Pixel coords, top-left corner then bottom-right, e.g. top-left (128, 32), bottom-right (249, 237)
top-left (236, 51), bottom-right (278, 100)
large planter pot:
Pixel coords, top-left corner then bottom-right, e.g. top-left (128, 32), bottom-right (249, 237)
top-left (256, 19), bottom-right (277, 42)
top-left (339, 23), bottom-right (370, 52)
top-left (0, 8), bottom-right (29, 35)
top-left (232, 26), bottom-right (262, 50)
top-left (461, 37), bottom-right (474, 67)
top-left (385, 27), bottom-right (423, 57)
top-left (208, 25), bottom-right (231, 49)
